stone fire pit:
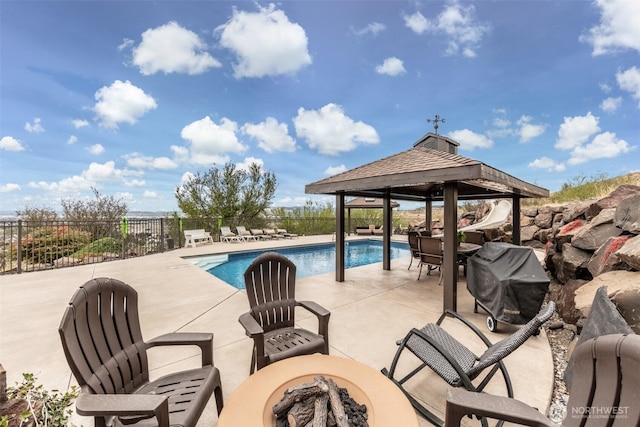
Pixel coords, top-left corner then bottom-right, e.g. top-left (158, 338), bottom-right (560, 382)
top-left (216, 355), bottom-right (419, 427)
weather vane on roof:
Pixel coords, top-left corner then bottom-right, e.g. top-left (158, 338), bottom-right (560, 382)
top-left (427, 115), bottom-right (445, 135)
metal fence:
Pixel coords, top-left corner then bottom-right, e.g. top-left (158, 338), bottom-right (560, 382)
top-left (0, 216), bottom-right (348, 275)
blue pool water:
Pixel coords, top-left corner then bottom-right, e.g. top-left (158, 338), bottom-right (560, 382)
top-left (190, 239), bottom-right (410, 289)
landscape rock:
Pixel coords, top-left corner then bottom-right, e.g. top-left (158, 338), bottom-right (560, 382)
top-left (589, 208), bottom-right (615, 227)
top-left (522, 206), bottom-right (538, 217)
top-left (555, 219), bottom-right (585, 250)
top-left (616, 234), bottom-right (640, 270)
top-left (571, 222), bottom-right (622, 251)
top-left (614, 194), bottom-right (640, 234)
top-left (587, 235), bottom-right (633, 277)
top-left (609, 284), bottom-right (640, 334)
top-left (562, 202), bottom-right (591, 222)
top-left (534, 212), bottom-right (553, 229)
top-left (556, 243), bottom-right (592, 283)
top-left (555, 279), bottom-right (589, 324)
top-left (597, 184), bottom-right (640, 209)
top-left (574, 270), bottom-right (640, 316)
top-left (521, 225), bottom-right (539, 242)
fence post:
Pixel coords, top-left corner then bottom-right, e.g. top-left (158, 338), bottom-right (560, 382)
top-left (160, 218), bottom-right (165, 252)
top-left (121, 217), bottom-right (128, 260)
top-left (16, 220), bottom-right (23, 274)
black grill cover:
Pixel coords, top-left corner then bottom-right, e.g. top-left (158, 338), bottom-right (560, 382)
top-left (467, 242), bottom-right (550, 325)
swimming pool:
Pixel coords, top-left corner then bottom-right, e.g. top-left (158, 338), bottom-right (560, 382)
top-left (189, 239), bottom-right (410, 289)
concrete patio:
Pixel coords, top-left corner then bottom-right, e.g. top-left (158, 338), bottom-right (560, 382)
top-left (0, 235), bottom-right (554, 426)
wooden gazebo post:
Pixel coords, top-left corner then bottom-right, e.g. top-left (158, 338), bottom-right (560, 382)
top-left (443, 182), bottom-right (458, 312)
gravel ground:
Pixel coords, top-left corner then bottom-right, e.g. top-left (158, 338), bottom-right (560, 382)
top-left (544, 282), bottom-right (576, 424)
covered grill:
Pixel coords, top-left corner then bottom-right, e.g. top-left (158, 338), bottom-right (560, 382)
top-left (466, 242), bottom-right (550, 332)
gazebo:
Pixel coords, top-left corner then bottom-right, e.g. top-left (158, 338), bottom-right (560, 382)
top-left (305, 132), bottom-right (549, 312)
top-left (345, 197), bottom-right (400, 234)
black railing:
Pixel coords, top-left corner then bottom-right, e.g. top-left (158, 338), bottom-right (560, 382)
top-left (0, 216), bottom-right (346, 274)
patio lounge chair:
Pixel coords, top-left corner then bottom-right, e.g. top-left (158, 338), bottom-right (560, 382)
top-left (417, 235), bottom-right (443, 281)
top-left (263, 228), bottom-right (285, 239)
top-left (382, 301), bottom-right (555, 426)
top-left (276, 228), bottom-right (298, 238)
top-left (250, 228), bottom-right (272, 240)
top-left (220, 226), bottom-right (242, 243)
top-left (59, 277), bottom-right (224, 427)
top-left (445, 333), bottom-right (640, 427)
top-left (239, 252), bottom-right (331, 374)
top-left (236, 225), bottom-right (257, 241)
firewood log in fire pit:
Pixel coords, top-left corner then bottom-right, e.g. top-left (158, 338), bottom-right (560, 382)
top-left (272, 375), bottom-right (369, 427)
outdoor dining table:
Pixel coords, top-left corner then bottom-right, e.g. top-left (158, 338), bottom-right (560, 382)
top-left (217, 354), bottom-right (420, 426)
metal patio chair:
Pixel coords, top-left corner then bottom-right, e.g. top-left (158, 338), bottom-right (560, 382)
top-left (445, 333), bottom-right (640, 427)
top-left (239, 252), bottom-right (331, 374)
top-left (382, 302), bottom-right (555, 426)
top-left (407, 230), bottom-right (422, 269)
top-left (59, 277), bottom-right (223, 427)
top-left (417, 235), bottom-right (443, 281)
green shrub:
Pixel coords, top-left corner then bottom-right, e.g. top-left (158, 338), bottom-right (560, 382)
top-left (71, 237), bottom-right (122, 258)
top-left (17, 226), bottom-right (91, 264)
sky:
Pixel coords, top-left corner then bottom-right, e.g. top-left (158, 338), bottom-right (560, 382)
top-left (1, 0), bottom-right (639, 214)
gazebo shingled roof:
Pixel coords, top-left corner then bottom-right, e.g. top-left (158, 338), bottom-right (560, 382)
top-left (305, 133), bottom-right (549, 312)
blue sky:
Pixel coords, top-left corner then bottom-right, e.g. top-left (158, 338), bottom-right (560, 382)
top-left (1, 0), bottom-right (639, 214)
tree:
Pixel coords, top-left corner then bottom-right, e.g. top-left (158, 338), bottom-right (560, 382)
top-left (175, 162), bottom-right (277, 224)
top-left (61, 188), bottom-right (128, 239)
top-left (15, 205), bottom-right (59, 227)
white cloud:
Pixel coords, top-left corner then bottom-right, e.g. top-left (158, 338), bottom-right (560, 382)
top-left (0, 183), bottom-right (21, 193)
top-left (324, 165), bottom-right (346, 175)
top-left (516, 115), bottom-right (546, 143)
top-left (600, 82), bottom-right (612, 93)
top-left (118, 38), bottom-right (134, 51)
top-left (375, 57), bottom-right (406, 76)
top-left (122, 152), bottom-right (178, 170)
top-left (617, 66), bottom-right (640, 107)
top-left (293, 103), bottom-right (379, 156)
top-left (217, 3), bottom-right (311, 78)
top-left (242, 117), bottom-right (298, 153)
top-left (568, 131), bottom-right (633, 165)
top-left (237, 156), bottom-right (264, 171)
top-left (170, 145), bottom-right (190, 164)
top-left (580, 0), bottom-right (640, 55)
top-left (124, 179), bottom-right (146, 187)
top-left (83, 161), bottom-right (123, 181)
top-left (93, 80), bottom-right (157, 129)
top-left (352, 22), bottom-right (386, 37)
top-left (28, 161), bottom-right (123, 195)
top-left (143, 190), bottom-right (158, 198)
top-left (180, 171), bottom-right (195, 186)
top-left (132, 21), bottom-right (221, 75)
top-left (600, 96), bottom-right (622, 112)
top-left (25, 117), bottom-right (45, 133)
top-left (493, 117), bottom-right (511, 128)
top-left (72, 119), bottom-right (89, 128)
top-left (0, 136), bottom-right (25, 151)
top-left (180, 116), bottom-right (246, 165)
top-left (67, 135), bottom-right (78, 145)
top-left (555, 112), bottom-right (600, 150)
top-left (447, 129), bottom-right (493, 150)
top-left (528, 157), bottom-right (566, 172)
top-left (408, 3), bottom-right (491, 57)
top-left (404, 11), bottom-right (430, 34)
top-left (88, 144), bottom-right (105, 155)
